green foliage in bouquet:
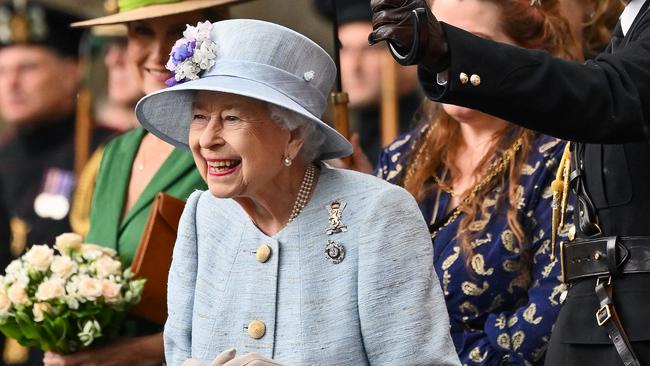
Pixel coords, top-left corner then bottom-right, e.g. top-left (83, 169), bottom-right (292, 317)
top-left (0, 233), bottom-right (146, 354)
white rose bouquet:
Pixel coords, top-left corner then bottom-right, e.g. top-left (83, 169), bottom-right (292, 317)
top-left (0, 233), bottom-right (145, 353)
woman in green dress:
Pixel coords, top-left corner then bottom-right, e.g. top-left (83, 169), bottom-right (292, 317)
top-left (43, 1), bottom-right (241, 365)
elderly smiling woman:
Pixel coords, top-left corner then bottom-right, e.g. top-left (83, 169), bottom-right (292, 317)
top-left (135, 19), bottom-right (459, 366)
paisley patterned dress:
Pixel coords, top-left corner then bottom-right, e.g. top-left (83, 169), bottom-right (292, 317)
top-left (377, 127), bottom-right (573, 366)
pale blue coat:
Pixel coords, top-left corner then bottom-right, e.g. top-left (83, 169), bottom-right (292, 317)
top-left (164, 165), bottom-right (460, 366)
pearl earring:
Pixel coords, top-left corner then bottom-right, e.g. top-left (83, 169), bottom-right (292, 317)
top-left (283, 156), bottom-right (292, 167)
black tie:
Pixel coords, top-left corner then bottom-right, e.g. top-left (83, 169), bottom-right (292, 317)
top-left (610, 21), bottom-right (624, 53)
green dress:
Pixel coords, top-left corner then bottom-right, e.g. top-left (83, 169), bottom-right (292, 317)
top-left (86, 128), bottom-right (206, 336)
top-left (86, 127), bottom-right (206, 266)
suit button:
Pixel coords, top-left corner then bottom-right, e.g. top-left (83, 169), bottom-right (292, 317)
top-left (248, 320), bottom-right (266, 339)
top-left (470, 74), bottom-right (481, 86)
top-left (459, 72), bottom-right (469, 85)
top-left (255, 244), bottom-right (272, 263)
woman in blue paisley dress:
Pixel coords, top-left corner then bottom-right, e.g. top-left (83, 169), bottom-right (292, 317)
top-left (376, 0), bottom-right (580, 365)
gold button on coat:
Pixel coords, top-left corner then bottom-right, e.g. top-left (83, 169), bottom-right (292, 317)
top-left (470, 74), bottom-right (481, 86)
top-left (459, 72), bottom-right (469, 85)
top-left (256, 244), bottom-right (272, 263)
top-left (248, 320), bottom-right (266, 339)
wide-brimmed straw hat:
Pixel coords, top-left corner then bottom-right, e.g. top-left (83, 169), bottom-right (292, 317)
top-left (71, 0), bottom-right (245, 28)
top-left (135, 19), bottom-right (352, 160)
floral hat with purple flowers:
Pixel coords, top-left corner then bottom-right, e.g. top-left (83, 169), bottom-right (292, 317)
top-left (165, 21), bottom-right (217, 86)
top-left (135, 19), bottom-right (352, 161)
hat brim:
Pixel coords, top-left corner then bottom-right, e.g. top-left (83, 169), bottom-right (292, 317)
top-left (71, 0), bottom-right (248, 28)
top-left (135, 75), bottom-right (353, 161)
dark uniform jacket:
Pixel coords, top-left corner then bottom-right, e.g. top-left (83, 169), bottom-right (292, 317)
top-left (0, 116), bottom-right (80, 253)
top-left (420, 2), bottom-right (650, 365)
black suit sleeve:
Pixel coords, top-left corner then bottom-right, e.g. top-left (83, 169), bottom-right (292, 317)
top-left (421, 21), bottom-right (650, 143)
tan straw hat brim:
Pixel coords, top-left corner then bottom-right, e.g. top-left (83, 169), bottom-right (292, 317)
top-left (71, 0), bottom-right (247, 28)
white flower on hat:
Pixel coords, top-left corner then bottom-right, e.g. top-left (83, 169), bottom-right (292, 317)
top-left (193, 41), bottom-right (217, 70)
top-left (175, 61), bottom-right (201, 82)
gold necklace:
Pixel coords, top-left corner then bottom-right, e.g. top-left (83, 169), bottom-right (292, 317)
top-left (287, 164), bottom-right (316, 224)
top-left (430, 136), bottom-right (524, 239)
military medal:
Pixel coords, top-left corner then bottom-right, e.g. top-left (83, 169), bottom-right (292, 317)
top-left (326, 199), bottom-right (347, 235)
top-left (34, 168), bottom-right (74, 220)
top-left (325, 240), bottom-right (345, 264)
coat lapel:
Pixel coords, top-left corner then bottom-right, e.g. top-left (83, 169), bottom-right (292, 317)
top-left (89, 128), bottom-right (146, 251)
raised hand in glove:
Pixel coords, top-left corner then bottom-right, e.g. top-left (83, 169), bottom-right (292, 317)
top-left (181, 349), bottom-right (285, 366)
top-left (368, 0), bottom-right (449, 73)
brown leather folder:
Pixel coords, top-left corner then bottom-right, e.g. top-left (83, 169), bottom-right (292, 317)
top-left (130, 192), bottom-right (185, 325)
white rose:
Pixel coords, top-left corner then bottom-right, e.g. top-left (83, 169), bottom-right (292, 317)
top-left (32, 302), bottom-right (52, 322)
top-left (66, 275), bottom-right (79, 295)
top-left (102, 279), bottom-right (121, 304)
top-left (81, 244), bottom-right (116, 261)
top-left (0, 292), bottom-right (11, 312)
top-left (78, 277), bottom-right (103, 301)
top-left (35, 278), bottom-right (65, 302)
top-left (7, 283), bottom-right (29, 306)
top-left (23, 245), bottom-right (54, 272)
top-left (65, 296), bottom-right (79, 310)
top-left (6, 269), bottom-right (29, 288)
top-left (5, 259), bottom-right (23, 276)
top-left (50, 256), bottom-right (77, 279)
top-left (54, 233), bottom-right (83, 255)
top-left (95, 257), bottom-right (121, 279)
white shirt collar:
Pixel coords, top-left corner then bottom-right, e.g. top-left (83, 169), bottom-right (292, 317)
top-left (621, 0), bottom-right (648, 36)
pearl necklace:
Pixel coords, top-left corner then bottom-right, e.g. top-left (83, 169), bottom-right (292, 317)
top-left (287, 164), bottom-right (316, 224)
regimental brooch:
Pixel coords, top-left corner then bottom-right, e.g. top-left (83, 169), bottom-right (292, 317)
top-left (325, 199), bottom-right (347, 264)
top-left (326, 200), bottom-right (347, 235)
top-left (325, 240), bottom-right (345, 264)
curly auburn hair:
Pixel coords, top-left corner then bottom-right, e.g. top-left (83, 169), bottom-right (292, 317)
top-left (582, 0), bottom-right (624, 57)
top-left (402, 0), bottom-right (580, 278)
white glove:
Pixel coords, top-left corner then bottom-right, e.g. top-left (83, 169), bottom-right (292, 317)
top-left (181, 348), bottom-right (284, 366)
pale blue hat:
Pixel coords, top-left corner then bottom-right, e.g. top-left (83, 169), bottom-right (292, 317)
top-left (135, 19), bottom-right (352, 160)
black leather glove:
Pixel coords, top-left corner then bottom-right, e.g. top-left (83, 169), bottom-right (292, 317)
top-left (368, 0), bottom-right (449, 73)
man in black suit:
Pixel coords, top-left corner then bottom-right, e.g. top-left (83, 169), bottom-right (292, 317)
top-left (369, 0), bottom-right (650, 365)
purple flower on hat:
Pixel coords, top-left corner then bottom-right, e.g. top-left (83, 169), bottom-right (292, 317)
top-left (165, 21), bottom-right (217, 87)
top-left (172, 41), bottom-right (196, 64)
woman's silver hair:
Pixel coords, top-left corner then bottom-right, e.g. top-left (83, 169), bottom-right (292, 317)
top-left (268, 103), bottom-right (326, 162)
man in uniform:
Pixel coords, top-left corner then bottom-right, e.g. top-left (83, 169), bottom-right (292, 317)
top-left (314, 0), bottom-right (422, 164)
top-left (0, 2), bottom-right (107, 364)
top-left (369, 0), bottom-right (650, 365)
